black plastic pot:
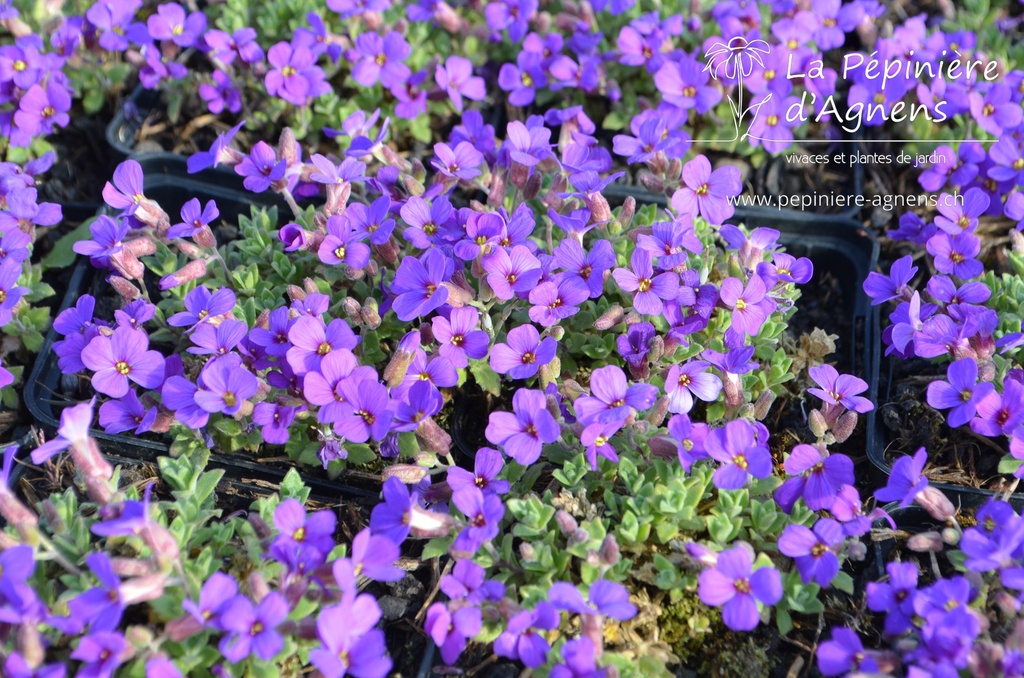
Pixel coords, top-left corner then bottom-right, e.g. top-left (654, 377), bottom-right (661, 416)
top-left (24, 164), bottom-right (378, 502)
top-left (866, 353), bottom-right (1024, 509)
top-left (451, 197), bottom-right (880, 460)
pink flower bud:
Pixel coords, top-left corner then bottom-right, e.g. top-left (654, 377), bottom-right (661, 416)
top-left (384, 464), bottom-right (428, 484)
top-left (110, 249), bottom-right (145, 280)
top-left (121, 573), bottom-right (168, 604)
top-left (754, 390), bottom-right (775, 420)
top-left (109, 276), bottom-right (141, 302)
top-left (415, 418), bottom-right (452, 455)
top-left (916, 485), bottom-right (956, 522)
top-left (159, 259), bottom-right (206, 290)
top-left (594, 305), bottom-right (625, 330)
top-left (833, 411), bottom-right (859, 443)
top-left (808, 408), bottom-right (829, 438)
top-left (907, 531), bottom-right (944, 552)
top-left (555, 510), bottom-right (578, 536)
top-left (599, 535), bottom-right (620, 566)
top-left (519, 541), bottom-right (536, 561)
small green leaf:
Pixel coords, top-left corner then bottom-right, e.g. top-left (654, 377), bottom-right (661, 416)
top-left (43, 218), bottom-right (95, 270)
top-left (469, 359), bottom-right (502, 397)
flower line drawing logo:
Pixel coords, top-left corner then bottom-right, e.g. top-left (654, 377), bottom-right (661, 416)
top-left (702, 36), bottom-right (774, 146)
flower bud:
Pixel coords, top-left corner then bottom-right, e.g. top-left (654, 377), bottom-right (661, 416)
top-left (979, 360), bottom-right (996, 383)
top-left (510, 162), bottom-right (530, 190)
top-left (110, 249), bottom-right (145, 280)
top-left (523, 172), bottom-right (542, 201)
top-left (384, 464), bottom-right (428, 484)
top-left (249, 512), bottom-right (273, 539)
top-left (916, 485), bottom-right (957, 522)
top-left (121, 573), bottom-right (168, 604)
top-left (109, 276), bottom-right (141, 302)
top-left (808, 408), bottom-right (829, 438)
top-left (384, 348), bottom-right (416, 388)
top-left (111, 557), bottom-right (154, 577)
top-left (278, 127), bottom-right (300, 166)
top-left (738, 404), bottom-right (755, 420)
top-left (617, 196), bottom-right (636, 231)
top-left (124, 236), bottom-right (156, 258)
top-left (907, 531), bottom-right (944, 552)
top-left (160, 259), bottom-right (206, 290)
top-left (16, 623), bottom-right (45, 668)
top-left (360, 305), bottom-right (382, 329)
top-left (569, 528), bottom-right (589, 546)
top-left (487, 169), bottom-right (507, 207)
top-left (249, 571), bottom-right (271, 602)
top-left (588, 192), bottom-right (612, 225)
top-left (342, 297), bottom-right (361, 318)
top-left (754, 390), bottom-right (775, 420)
top-left (645, 396), bottom-right (670, 428)
top-left (135, 198), bottom-right (169, 231)
top-left (562, 379), bottom-right (588, 402)
top-left (555, 510), bottom-right (578, 536)
top-left (845, 541), bottom-right (867, 561)
top-left (833, 411), bottom-right (859, 443)
top-left (638, 172), bottom-right (665, 194)
top-left (599, 534), bottom-right (620, 566)
top-left (415, 417), bottom-right (452, 455)
top-left (41, 499), bottom-right (64, 533)
top-left (286, 285), bottom-right (306, 302)
top-left (941, 527), bottom-right (960, 546)
top-left (594, 305), bottom-right (625, 330)
top-left (519, 541), bottom-right (535, 561)
top-left (647, 335), bottom-right (665, 364)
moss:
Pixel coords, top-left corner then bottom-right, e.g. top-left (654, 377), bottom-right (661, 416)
top-left (659, 592), bottom-right (770, 678)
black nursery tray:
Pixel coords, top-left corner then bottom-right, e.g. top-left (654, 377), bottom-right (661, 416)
top-left (24, 158), bottom-right (377, 502)
top-left (867, 354), bottom-right (1024, 509)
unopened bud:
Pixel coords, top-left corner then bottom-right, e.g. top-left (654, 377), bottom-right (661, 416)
top-left (286, 285), bottom-right (306, 302)
top-left (941, 527), bottom-right (960, 546)
top-left (360, 305), bottom-right (382, 329)
top-left (384, 464), bottom-right (428, 484)
top-left (159, 259), bottom-right (206, 290)
top-left (523, 172), bottom-right (542, 201)
top-left (121, 573), bottom-right (168, 605)
top-left (599, 534), bottom-right (620, 566)
top-left (1011, 228), bottom-right (1024, 253)
top-left (384, 348), bottom-right (416, 388)
top-left (510, 162), bottom-right (530, 190)
top-left (833, 411), bottom-right (859, 443)
top-left (723, 375), bottom-right (743, 408)
top-left (754, 390), bottom-right (775, 420)
top-left (373, 236), bottom-right (400, 264)
top-left (569, 528), bottom-right (589, 545)
top-left (617, 196), bottom-right (636, 231)
top-left (645, 396), bottom-right (670, 428)
top-left (342, 297), bottom-right (361, 318)
top-left (845, 541), bottom-right (867, 561)
top-left (594, 305), bottom-right (625, 330)
top-left (647, 335), bottom-right (664, 364)
top-left (278, 127), bottom-right (299, 166)
top-left (415, 417), bottom-right (452, 455)
top-left (738, 404), bottom-right (755, 420)
top-left (638, 172), bottom-right (664, 194)
top-left (176, 240), bottom-right (205, 258)
top-left (41, 499), bottom-right (64, 533)
top-left (487, 169), bottom-right (507, 207)
top-left (195, 224), bottom-right (218, 249)
top-left (979, 361), bottom-right (996, 382)
top-left (124, 236), bottom-right (156, 258)
top-left (562, 379), bottom-right (587, 402)
top-left (907, 531), bottom-right (944, 552)
top-left (588, 192), bottom-right (612, 225)
top-left (555, 510), bottom-right (578, 536)
top-left (249, 571), bottom-right (271, 602)
top-left (545, 393), bottom-right (562, 421)
top-left (109, 276), bottom-right (141, 302)
top-left (111, 248), bottom-right (145, 280)
top-left (809, 408), bottom-right (829, 438)
top-left (249, 513), bottom-right (273, 539)
top-left (519, 541), bottom-right (535, 561)
top-left (111, 557), bottom-right (154, 577)
top-left (916, 485), bottom-right (957, 522)
top-left (17, 623), bottom-right (45, 668)
top-left (0, 491), bottom-right (38, 543)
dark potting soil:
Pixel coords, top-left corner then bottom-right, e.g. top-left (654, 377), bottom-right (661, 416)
top-left (879, 357), bottom-right (1013, 493)
top-left (37, 110), bottom-right (120, 205)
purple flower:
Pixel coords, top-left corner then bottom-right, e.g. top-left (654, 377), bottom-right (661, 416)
top-left (198, 70), bottom-right (241, 115)
top-left (504, 120), bottom-right (552, 170)
top-left (528, 277), bottom-right (590, 326)
top-left (302, 350), bottom-right (370, 424)
top-left (310, 598), bottom-right (391, 678)
top-left (698, 544), bottom-right (782, 631)
top-left (554, 239), bottom-right (614, 299)
top-left (146, 3), bottom-right (205, 48)
top-left (168, 287), bottom-right (235, 329)
top-left (490, 324), bottom-right (556, 380)
top-left (548, 579), bottom-right (636, 620)
top-left (236, 141), bottom-right (285, 193)
top-left (188, 319), bottom-right (247, 358)
top-left (485, 388), bottom-right (560, 465)
top-left (926, 358), bottom-right (995, 428)
top-left (719, 275), bottom-right (771, 337)
top-left (187, 121), bottom-right (245, 174)
top-left (350, 31), bottom-right (410, 88)
top-left (432, 308), bottom-right (488, 369)
top-left (970, 84), bottom-right (1023, 136)
top-left (432, 141), bottom-right (484, 181)
top-left (498, 52), bottom-right (546, 106)
top-left (102, 160), bottom-right (145, 216)
top-left (286, 316), bottom-right (359, 376)
top-left (573, 365), bottom-right (658, 426)
top-left (863, 254), bottom-right (917, 305)
top-left (98, 390), bottom-right (156, 435)
top-left (617, 322), bottom-right (655, 369)
top-left (775, 444), bottom-right (854, 513)
top-left (670, 155), bottom-right (741, 225)
top-left (452, 485), bottom-right (504, 553)
top-left (934, 188), bottom-right (989, 235)
top-left (370, 477), bottom-right (414, 544)
top-left (448, 448), bottom-right (510, 496)
top-left (70, 632), bottom-right (125, 678)
top-left (81, 327), bottom-right (165, 398)
top-left (550, 637), bottom-right (605, 678)
top-left (665, 361), bottom-right (721, 414)
top-left (319, 214), bottom-right (372, 268)
top-left (391, 249), bottom-right (453, 321)
top-left (425, 602), bottom-right (481, 666)
top-left (252, 402), bottom-right (301, 445)
top-left (194, 356), bottom-right (257, 416)
top-left (807, 364), bottom-right (873, 413)
top-left (668, 414), bottom-right (709, 471)
top-left (333, 378), bottom-right (393, 443)
top-left (73, 215), bottom-right (126, 269)
top-left (13, 82), bottom-right (71, 142)
top-left (167, 198), bottom-right (219, 241)
top-left (345, 195), bottom-right (395, 246)
top-left (972, 380), bottom-right (1024, 437)
top-left (705, 419), bottom-right (772, 490)
top-left (494, 601), bottom-right (559, 667)
top-left (67, 554), bottom-right (124, 632)
top-left (581, 421), bottom-right (621, 470)
top-left (435, 56), bottom-right (485, 112)
top-left (637, 220), bottom-right (703, 270)
top-left (182, 572), bottom-right (237, 630)
top-left (874, 447), bottom-right (928, 508)
top-left (266, 42), bottom-right (327, 106)
top-left (654, 55), bottom-right (721, 113)
top-left (612, 249), bottom-right (679, 315)
top-left (203, 27), bottom-right (264, 65)
top-left (485, 0), bottom-right (537, 42)
top-left (219, 593), bottom-right (289, 662)
top-left (927, 232), bottom-right (983, 279)
top-left (817, 627), bottom-right (880, 676)
top-left (0, 259), bottom-right (27, 325)
top-left (778, 519), bottom-right (843, 586)
top-left (865, 561), bottom-right (919, 635)
top-left (989, 135), bottom-right (1024, 186)
top-left (400, 195), bottom-right (453, 248)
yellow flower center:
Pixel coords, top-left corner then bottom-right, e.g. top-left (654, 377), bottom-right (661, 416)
top-left (733, 453), bottom-right (748, 470)
top-left (317, 341), bottom-right (332, 356)
top-left (735, 298), bottom-right (747, 310)
top-left (733, 577), bottom-right (751, 594)
top-left (334, 245), bottom-right (347, 259)
top-left (223, 392), bottom-right (236, 407)
top-left (637, 278), bottom-right (652, 292)
top-left (696, 183), bottom-right (709, 196)
top-left (521, 351), bottom-right (535, 364)
top-left (13, 60), bottom-right (25, 72)
top-left (682, 85), bottom-right (697, 98)
top-left (767, 115), bottom-right (779, 127)
top-left (983, 103), bottom-right (995, 117)
top-left (172, 25), bottom-right (184, 36)
top-left (115, 361), bottom-right (131, 375)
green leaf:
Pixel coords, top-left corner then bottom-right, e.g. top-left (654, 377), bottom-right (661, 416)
top-left (42, 218), bottom-right (95, 271)
top-left (279, 469), bottom-right (310, 502)
top-left (832, 571), bottom-right (854, 595)
top-left (469, 359), bottom-right (502, 397)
